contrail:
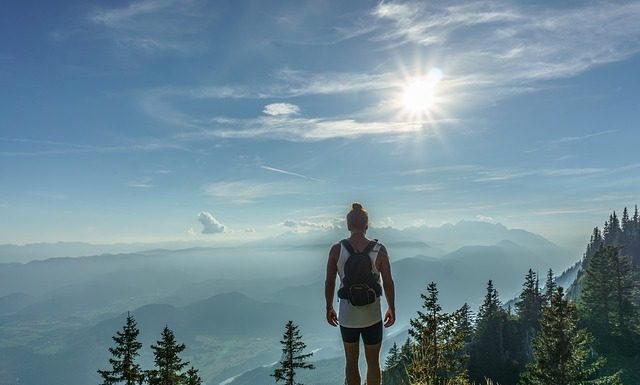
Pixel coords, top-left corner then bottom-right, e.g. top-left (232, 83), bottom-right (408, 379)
top-left (259, 165), bottom-right (324, 182)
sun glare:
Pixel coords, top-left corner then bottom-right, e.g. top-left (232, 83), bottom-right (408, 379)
top-left (401, 68), bottom-right (443, 115)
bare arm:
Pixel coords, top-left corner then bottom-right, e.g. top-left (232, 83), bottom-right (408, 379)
top-left (324, 244), bottom-right (340, 326)
top-left (377, 245), bottom-right (396, 327)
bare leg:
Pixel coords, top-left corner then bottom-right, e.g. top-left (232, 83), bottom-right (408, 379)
top-left (363, 342), bottom-right (381, 385)
top-left (344, 342), bottom-right (361, 385)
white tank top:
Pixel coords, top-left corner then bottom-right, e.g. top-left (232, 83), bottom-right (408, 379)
top-left (337, 240), bottom-right (383, 328)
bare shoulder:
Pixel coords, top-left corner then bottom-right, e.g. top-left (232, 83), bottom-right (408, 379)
top-left (375, 243), bottom-right (390, 268)
top-left (328, 243), bottom-right (341, 261)
top-left (377, 243), bottom-right (389, 259)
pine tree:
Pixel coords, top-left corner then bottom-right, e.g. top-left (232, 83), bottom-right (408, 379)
top-left (605, 212), bottom-right (622, 246)
top-left (383, 338), bottom-right (413, 385)
top-left (543, 269), bottom-right (556, 305)
top-left (271, 320), bottom-right (314, 385)
top-left (519, 287), bottom-right (622, 385)
top-left (408, 282), bottom-right (468, 385)
top-left (516, 270), bottom-right (543, 333)
top-left (185, 367), bottom-right (202, 385)
top-left (385, 343), bottom-right (401, 370)
top-left (148, 326), bottom-right (189, 385)
top-left (622, 207), bottom-right (630, 233)
top-left (454, 303), bottom-right (474, 343)
top-left (579, 245), bottom-right (614, 339)
top-left (468, 280), bottom-right (523, 385)
top-left (579, 245), bottom-right (639, 345)
top-left (610, 250), bottom-right (636, 338)
top-left (98, 312), bottom-right (144, 385)
top-left (477, 280), bottom-right (500, 326)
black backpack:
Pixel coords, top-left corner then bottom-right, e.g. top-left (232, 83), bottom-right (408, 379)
top-left (337, 239), bottom-right (383, 306)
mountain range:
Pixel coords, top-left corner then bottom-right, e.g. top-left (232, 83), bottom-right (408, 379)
top-left (0, 220), bottom-right (581, 385)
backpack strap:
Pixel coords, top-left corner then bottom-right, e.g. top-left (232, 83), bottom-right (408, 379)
top-left (362, 239), bottom-right (379, 255)
top-left (341, 239), bottom-right (378, 255)
top-left (340, 239), bottom-right (357, 256)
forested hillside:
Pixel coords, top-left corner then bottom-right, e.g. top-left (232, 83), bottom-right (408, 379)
top-left (382, 207), bottom-right (640, 385)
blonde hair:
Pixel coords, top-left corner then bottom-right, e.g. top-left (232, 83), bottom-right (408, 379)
top-left (347, 202), bottom-right (369, 231)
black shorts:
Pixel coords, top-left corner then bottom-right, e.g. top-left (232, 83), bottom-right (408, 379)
top-left (340, 321), bottom-right (383, 345)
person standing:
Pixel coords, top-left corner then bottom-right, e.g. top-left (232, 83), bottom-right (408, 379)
top-left (325, 202), bottom-right (396, 385)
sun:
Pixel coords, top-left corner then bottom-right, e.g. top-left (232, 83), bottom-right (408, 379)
top-left (401, 68), bottom-right (443, 115)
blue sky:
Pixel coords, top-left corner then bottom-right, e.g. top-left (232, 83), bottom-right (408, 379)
top-left (1, 0), bottom-right (640, 250)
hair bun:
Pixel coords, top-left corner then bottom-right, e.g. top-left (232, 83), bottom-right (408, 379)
top-left (352, 202), bottom-right (363, 211)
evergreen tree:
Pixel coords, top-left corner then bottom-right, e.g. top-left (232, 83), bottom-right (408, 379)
top-left (477, 280), bottom-right (500, 327)
top-left (271, 320), bottom-right (314, 385)
top-left (579, 245), bottom-right (638, 346)
top-left (516, 270), bottom-right (543, 333)
top-left (385, 343), bottom-right (401, 370)
top-left (579, 245), bottom-right (614, 339)
top-left (622, 207), bottom-right (630, 233)
top-left (543, 269), bottom-right (556, 305)
top-left (148, 326), bottom-right (189, 385)
top-left (516, 270), bottom-right (544, 365)
top-left (604, 212), bottom-right (622, 246)
top-left (468, 281), bottom-right (523, 385)
top-left (383, 338), bottom-right (413, 385)
top-left (519, 287), bottom-right (622, 385)
top-left (98, 312), bottom-right (144, 385)
top-left (610, 250), bottom-right (636, 339)
top-left (454, 303), bottom-right (474, 343)
top-left (408, 282), bottom-right (468, 385)
top-left (185, 367), bottom-right (202, 385)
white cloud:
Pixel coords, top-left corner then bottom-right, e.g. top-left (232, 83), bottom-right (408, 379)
top-left (529, 208), bottom-right (602, 216)
top-left (90, 0), bottom-right (174, 25)
top-left (411, 219), bottom-right (427, 227)
top-left (263, 103), bottom-right (300, 116)
top-left (526, 129), bottom-right (619, 153)
top-left (174, 115), bottom-right (449, 142)
top-left (280, 219), bottom-right (340, 232)
top-left (371, 1), bottom-right (640, 93)
top-left (260, 165), bottom-right (324, 182)
top-left (202, 180), bottom-right (302, 203)
top-left (198, 211), bottom-right (225, 234)
top-left (375, 216), bottom-right (394, 228)
top-left (131, 1), bottom-right (640, 143)
top-left (127, 177), bottom-right (153, 188)
top-left (475, 214), bottom-right (496, 223)
top-left (393, 184), bottom-right (442, 192)
top-left (473, 167), bottom-right (607, 182)
top-left (87, 0), bottom-right (209, 54)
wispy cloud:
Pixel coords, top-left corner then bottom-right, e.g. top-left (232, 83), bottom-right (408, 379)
top-left (259, 165), bottom-right (324, 182)
top-left (397, 164), bottom-right (479, 176)
top-left (370, 1), bottom-right (640, 93)
top-left (281, 218), bottom-right (339, 232)
top-left (87, 0), bottom-right (210, 54)
top-left (202, 180), bottom-right (302, 203)
top-left (528, 207), bottom-right (604, 216)
top-left (392, 183), bottom-right (442, 192)
top-left (127, 177), bottom-right (154, 188)
top-left (473, 167), bottom-right (607, 182)
top-left (526, 129), bottom-right (619, 153)
top-left (26, 190), bottom-right (68, 200)
top-left (140, 69), bottom-right (396, 103)
top-left (0, 136), bottom-right (189, 157)
top-left (163, 112), bottom-right (451, 141)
